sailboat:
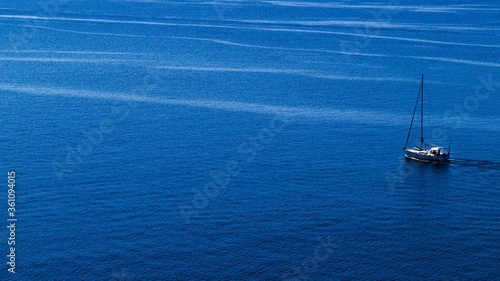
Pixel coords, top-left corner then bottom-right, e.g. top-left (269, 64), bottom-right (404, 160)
top-left (403, 74), bottom-right (450, 163)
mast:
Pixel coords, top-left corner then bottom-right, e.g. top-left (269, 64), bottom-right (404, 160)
top-left (420, 74), bottom-right (424, 148)
top-left (405, 77), bottom-right (422, 148)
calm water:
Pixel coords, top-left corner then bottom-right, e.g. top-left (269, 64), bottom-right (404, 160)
top-left (0, 1), bottom-right (499, 280)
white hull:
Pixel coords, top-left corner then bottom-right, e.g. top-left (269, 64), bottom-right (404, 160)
top-left (404, 147), bottom-right (450, 163)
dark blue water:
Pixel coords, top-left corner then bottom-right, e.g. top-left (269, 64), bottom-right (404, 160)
top-left (0, 1), bottom-right (499, 280)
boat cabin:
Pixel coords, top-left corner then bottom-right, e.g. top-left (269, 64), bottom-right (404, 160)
top-left (429, 147), bottom-right (442, 155)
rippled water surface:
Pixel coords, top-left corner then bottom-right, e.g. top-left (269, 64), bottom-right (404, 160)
top-left (0, 0), bottom-right (499, 280)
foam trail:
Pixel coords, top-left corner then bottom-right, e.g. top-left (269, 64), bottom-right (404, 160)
top-left (184, 26), bottom-right (497, 49)
top-left (450, 158), bottom-right (500, 167)
top-left (5, 25), bottom-right (391, 58)
top-left (256, 27), bottom-right (500, 49)
top-left (9, 24), bottom-right (154, 38)
top-left (156, 65), bottom-right (309, 75)
top-left (0, 84), bottom-right (400, 125)
top-left (403, 56), bottom-right (500, 68)
top-left (0, 14), bottom-right (238, 29)
top-left (1, 84), bottom-right (498, 131)
top-left (165, 37), bottom-right (500, 69)
top-left (262, 1), bottom-right (500, 12)
top-left (170, 36), bottom-right (389, 57)
top-left (155, 65), bottom-right (414, 82)
top-left (0, 57), bottom-right (146, 64)
top-left (8, 20), bottom-right (499, 50)
top-left (308, 73), bottom-right (414, 83)
top-left (0, 49), bottom-right (149, 56)
top-left (233, 19), bottom-right (500, 32)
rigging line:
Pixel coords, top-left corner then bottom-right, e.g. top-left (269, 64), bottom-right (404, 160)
top-left (420, 74), bottom-right (424, 147)
top-left (405, 80), bottom-right (422, 148)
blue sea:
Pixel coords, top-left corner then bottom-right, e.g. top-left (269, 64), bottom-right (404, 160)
top-left (0, 0), bottom-right (499, 280)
